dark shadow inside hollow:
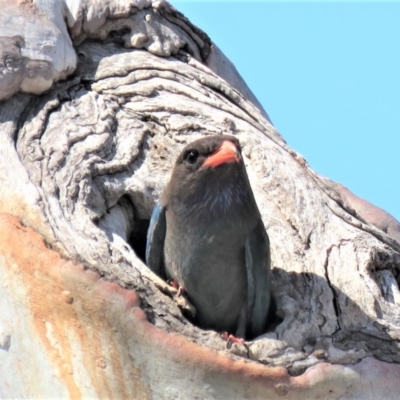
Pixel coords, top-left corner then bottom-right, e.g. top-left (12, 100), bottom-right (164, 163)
top-left (266, 296), bottom-right (283, 333)
top-left (128, 218), bottom-right (150, 263)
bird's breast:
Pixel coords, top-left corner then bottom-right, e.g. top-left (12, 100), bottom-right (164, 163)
top-left (163, 206), bottom-right (254, 331)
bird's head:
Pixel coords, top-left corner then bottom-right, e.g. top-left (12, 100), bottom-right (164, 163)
top-left (176, 135), bottom-right (241, 172)
top-left (163, 135), bottom-right (253, 218)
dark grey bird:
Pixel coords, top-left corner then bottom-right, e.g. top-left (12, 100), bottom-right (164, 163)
top-left (146, 135), bottom-right (270, 340)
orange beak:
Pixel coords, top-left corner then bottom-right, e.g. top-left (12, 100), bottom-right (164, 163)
top-left (202, 140), bottom-right (240, 168)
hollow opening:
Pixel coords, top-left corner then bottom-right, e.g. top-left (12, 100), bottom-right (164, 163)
top-left (125, 197), bottom-right (278, 341)
top-left (266, 296), bottom-right (283, 333)
top-left (128, 218), bottom-right (150, 264)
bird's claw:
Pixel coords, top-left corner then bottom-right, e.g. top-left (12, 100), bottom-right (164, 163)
top-left (151, 276), bottom-right (196, 317)
top-left (221, 332), bottom-right (245, 348)
top-left (165, 280), bottom-right (195, 318)
top-left (168, 279), bottom-right (185, 296)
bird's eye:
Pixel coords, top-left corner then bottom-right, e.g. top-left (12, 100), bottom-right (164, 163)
top-left (185, 150), bottom-right (199, 164)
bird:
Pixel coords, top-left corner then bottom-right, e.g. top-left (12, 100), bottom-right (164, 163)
top-left (146, 135), bottom-right (271, 340)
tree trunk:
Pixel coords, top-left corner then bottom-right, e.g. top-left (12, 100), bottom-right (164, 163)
top-left (1, 1), bottom-right (400, 398)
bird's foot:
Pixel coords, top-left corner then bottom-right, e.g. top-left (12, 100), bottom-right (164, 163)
top-left (151, 276), bottom-right (196, 318)
top-left (164, 279), bottom-right (195, 318)
top-left (168, 280), bottom-right (185, 296)
top-left (221, 332), bottom-right (245, 348)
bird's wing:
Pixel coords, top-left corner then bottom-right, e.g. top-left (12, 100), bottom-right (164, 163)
top-left (146, 202), bottom-right (167, 278)
top-left (245, 220), bottom-right (271, 338)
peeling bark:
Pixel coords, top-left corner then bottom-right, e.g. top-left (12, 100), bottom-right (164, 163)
top-left (1, 0), bottom-right (400, 398)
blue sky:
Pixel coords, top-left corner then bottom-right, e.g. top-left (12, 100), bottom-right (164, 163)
top-left (172, 1), bottom-right (400, 221)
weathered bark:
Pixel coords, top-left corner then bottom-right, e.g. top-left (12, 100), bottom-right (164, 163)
top-left (1, 1), bottom-right (400, 398)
